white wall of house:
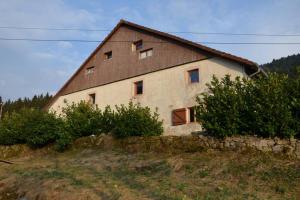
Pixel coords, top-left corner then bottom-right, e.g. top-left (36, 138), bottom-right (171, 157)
top-left (50, 57), bottom-right (246, 135)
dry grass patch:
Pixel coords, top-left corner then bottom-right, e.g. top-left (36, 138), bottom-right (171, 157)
top-left (0, 148), bottom-right (299, 199)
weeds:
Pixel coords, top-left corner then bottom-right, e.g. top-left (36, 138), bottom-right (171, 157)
top-left (3, 149), bottom-right (299, 200)
top-left (14, 169), bottom-right (86, 187)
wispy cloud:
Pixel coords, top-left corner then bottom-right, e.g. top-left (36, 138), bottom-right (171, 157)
top-left (0, 0), bottom-right (100, 100)
top-left (0, 0), bottom-right (299, 100)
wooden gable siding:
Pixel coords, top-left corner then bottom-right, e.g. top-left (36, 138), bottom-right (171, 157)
top-left (61, 24), bottom-right (211, 95)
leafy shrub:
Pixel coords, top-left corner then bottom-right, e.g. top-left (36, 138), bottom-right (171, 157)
top-left (54, 130), bottom-right (73, 152)
top-left (0, 112), bottom-right (25, 145)
top-left (195, 75), bottom-right (246, 137)
top-left (0, 100), bottom-right (164, 151)
top-left (196, 73), bottom-right (300, 138)
top-left (0, 108), bottom-right (63, 148)
top-left (23, 109), bottom-right (63, 148)
top-left (61, 101), bottom-right (103, 138)
top-left (99, 106), bottom-right (115, 134)
top-left (112, 102), bottom-right (163, 138)
top-left (245, 74), bottom-right (296, 138)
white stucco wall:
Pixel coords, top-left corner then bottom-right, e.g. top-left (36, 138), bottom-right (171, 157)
top-left (50, 57), bottom-right (247, 135)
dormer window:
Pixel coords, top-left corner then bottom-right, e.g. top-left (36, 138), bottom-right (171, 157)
top-left (133, 40), bottom-right (143, 51)
top-left (105, 51), bottom-right (112, 60)
top-left (139, 48), bottom-right (153, 59)
top-left (86, 66), bottom-right (95, 75)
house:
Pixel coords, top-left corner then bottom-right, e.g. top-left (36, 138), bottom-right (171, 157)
top-left (46, 19), bottom-right (262, 135)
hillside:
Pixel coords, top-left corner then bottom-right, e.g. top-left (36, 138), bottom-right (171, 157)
top-left (0, 145), bottom-right (299, 199)
top-left (261, 53), bottom-right (300, 77)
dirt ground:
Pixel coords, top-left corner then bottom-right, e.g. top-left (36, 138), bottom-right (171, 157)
top-left (0, 148), bottom-right (299, 200)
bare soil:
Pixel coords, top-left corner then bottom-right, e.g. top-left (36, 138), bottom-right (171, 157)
top-left (0, 148), bottom-right (299, 200)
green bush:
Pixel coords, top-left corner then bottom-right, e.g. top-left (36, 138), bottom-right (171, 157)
top-left (112, 102), bottom-right (163, 138)
top-left (61, 101), bottom-right (103, 138)
top-left (195, 75), bottom-right (245, 137)
top-left (0, 100), bottom-right (164, 151)
top-left (54, 130), bottom-right (73, 152)
top-left (99, 106), bottom-right (115, 134)
top-left (245, 74), bottom-right (296, 138)
top-left (196, 73), bottom-right (300, 138)
top-left (0, 112), bottom-right (25, 145)
top-left (23, 109), bottom-right (63, 148)
top-left (0, 108), bottom-right (63, 148)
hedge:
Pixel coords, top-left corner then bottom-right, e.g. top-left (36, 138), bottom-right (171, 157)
top-left (196, 73), bottom-right (300, 138)
top-left (0, 101), bottom-right (163, 151)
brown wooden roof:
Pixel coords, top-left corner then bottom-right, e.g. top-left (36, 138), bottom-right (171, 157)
top-left (45, 19), bottom-right (258, 110)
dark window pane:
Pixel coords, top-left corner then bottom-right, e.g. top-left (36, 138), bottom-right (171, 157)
top-left (105, 51), bottom-right (112, 59)
top-left (135, 81), bottom-right (143, 95)
top-left (189, 69), bottom-right (199, 83)
top-left (135, 40), bottom-right (143, 50)
top-left (89, 93), bottom-right (96, 104)
top-left (86, 66), bottom-right (95, 75)
top-left (189, 107), bottom-right (195, 122)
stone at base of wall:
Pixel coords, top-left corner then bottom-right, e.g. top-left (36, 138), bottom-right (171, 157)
top-left (0, 135), bottom-right (299, 159)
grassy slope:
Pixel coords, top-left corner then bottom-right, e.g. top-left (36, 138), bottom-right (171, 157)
top-left (0, 148), bottom-right (299, 200)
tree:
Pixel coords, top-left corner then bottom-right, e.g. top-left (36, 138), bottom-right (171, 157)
top-left (0, 96), bottom-right (3, 121)
top-left (196, 73), bottom-right (300, 138)
top-left (1, 93), bottom-right (52, 116)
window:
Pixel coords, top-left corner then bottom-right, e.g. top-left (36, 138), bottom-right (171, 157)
top-left (134, 81), bottom-right (143, 95)
top-left (172, 108), bottom-right (187, 126)
top-left (133, 40), bottom-right (143, 51)
top-left (86, 66), bottom-right (95, 75)
top-left (188, 69), bottom-right (199, 83)
top-left (188, 107), bottom-right (195, 122)
top-left (139, 48), bottom-right (153, 59)
top-left (105, 51), bottom-right (112, 60)
top-left (88, 93), bottom-right (96, 105)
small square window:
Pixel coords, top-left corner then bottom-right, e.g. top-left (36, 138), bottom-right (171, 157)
top-left (86, 66), bottom-right (95, 75)
top-left (133, 40), bottom-right (143, 51)
top-left (134, 81), bottom-right (143, 95)
top-left (88, 93), bottom-right (96, 104)
top-left (189, 107), bottom-right (196, 122)
top-left (105, 51), bottom-right (112, 60)
top-left (188, 69), bottom-right (199, 83)
top-left (139, 48), bottom-right (153, 59)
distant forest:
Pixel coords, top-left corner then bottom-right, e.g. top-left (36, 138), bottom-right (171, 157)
top-left (0, 93), bottom-right (52, 116)
top-left (261, 53), bottom-right (300, 77)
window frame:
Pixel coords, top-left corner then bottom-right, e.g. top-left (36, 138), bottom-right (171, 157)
top-left (134, 80), bottom-right (143, 95)
top-left (86, 66), bottom-right (95, 75)
top-left (133, 40), bottom-right (143, 51)
top-left (88, 93), bottom-right (96, 105)
top-left (188, 107), bottom-right (196, 123)
top-left (104, 51), bottom-right (112, 60)
top-left (188, 68), bottom-right (199, 84)
top-left (139, 48), bottom-right (153, 59)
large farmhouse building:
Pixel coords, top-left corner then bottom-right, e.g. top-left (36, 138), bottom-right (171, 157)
top-left (47, 20), bottom-right (262, 135)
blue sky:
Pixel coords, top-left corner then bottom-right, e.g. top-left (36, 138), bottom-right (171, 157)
top-left (0, 0), bottom-right (300, 100)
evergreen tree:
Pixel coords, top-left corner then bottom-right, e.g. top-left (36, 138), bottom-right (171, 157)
top-left (261, 53), bottom-right (300, 78)
top-left (1, 93), bottom-right (52, 116)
